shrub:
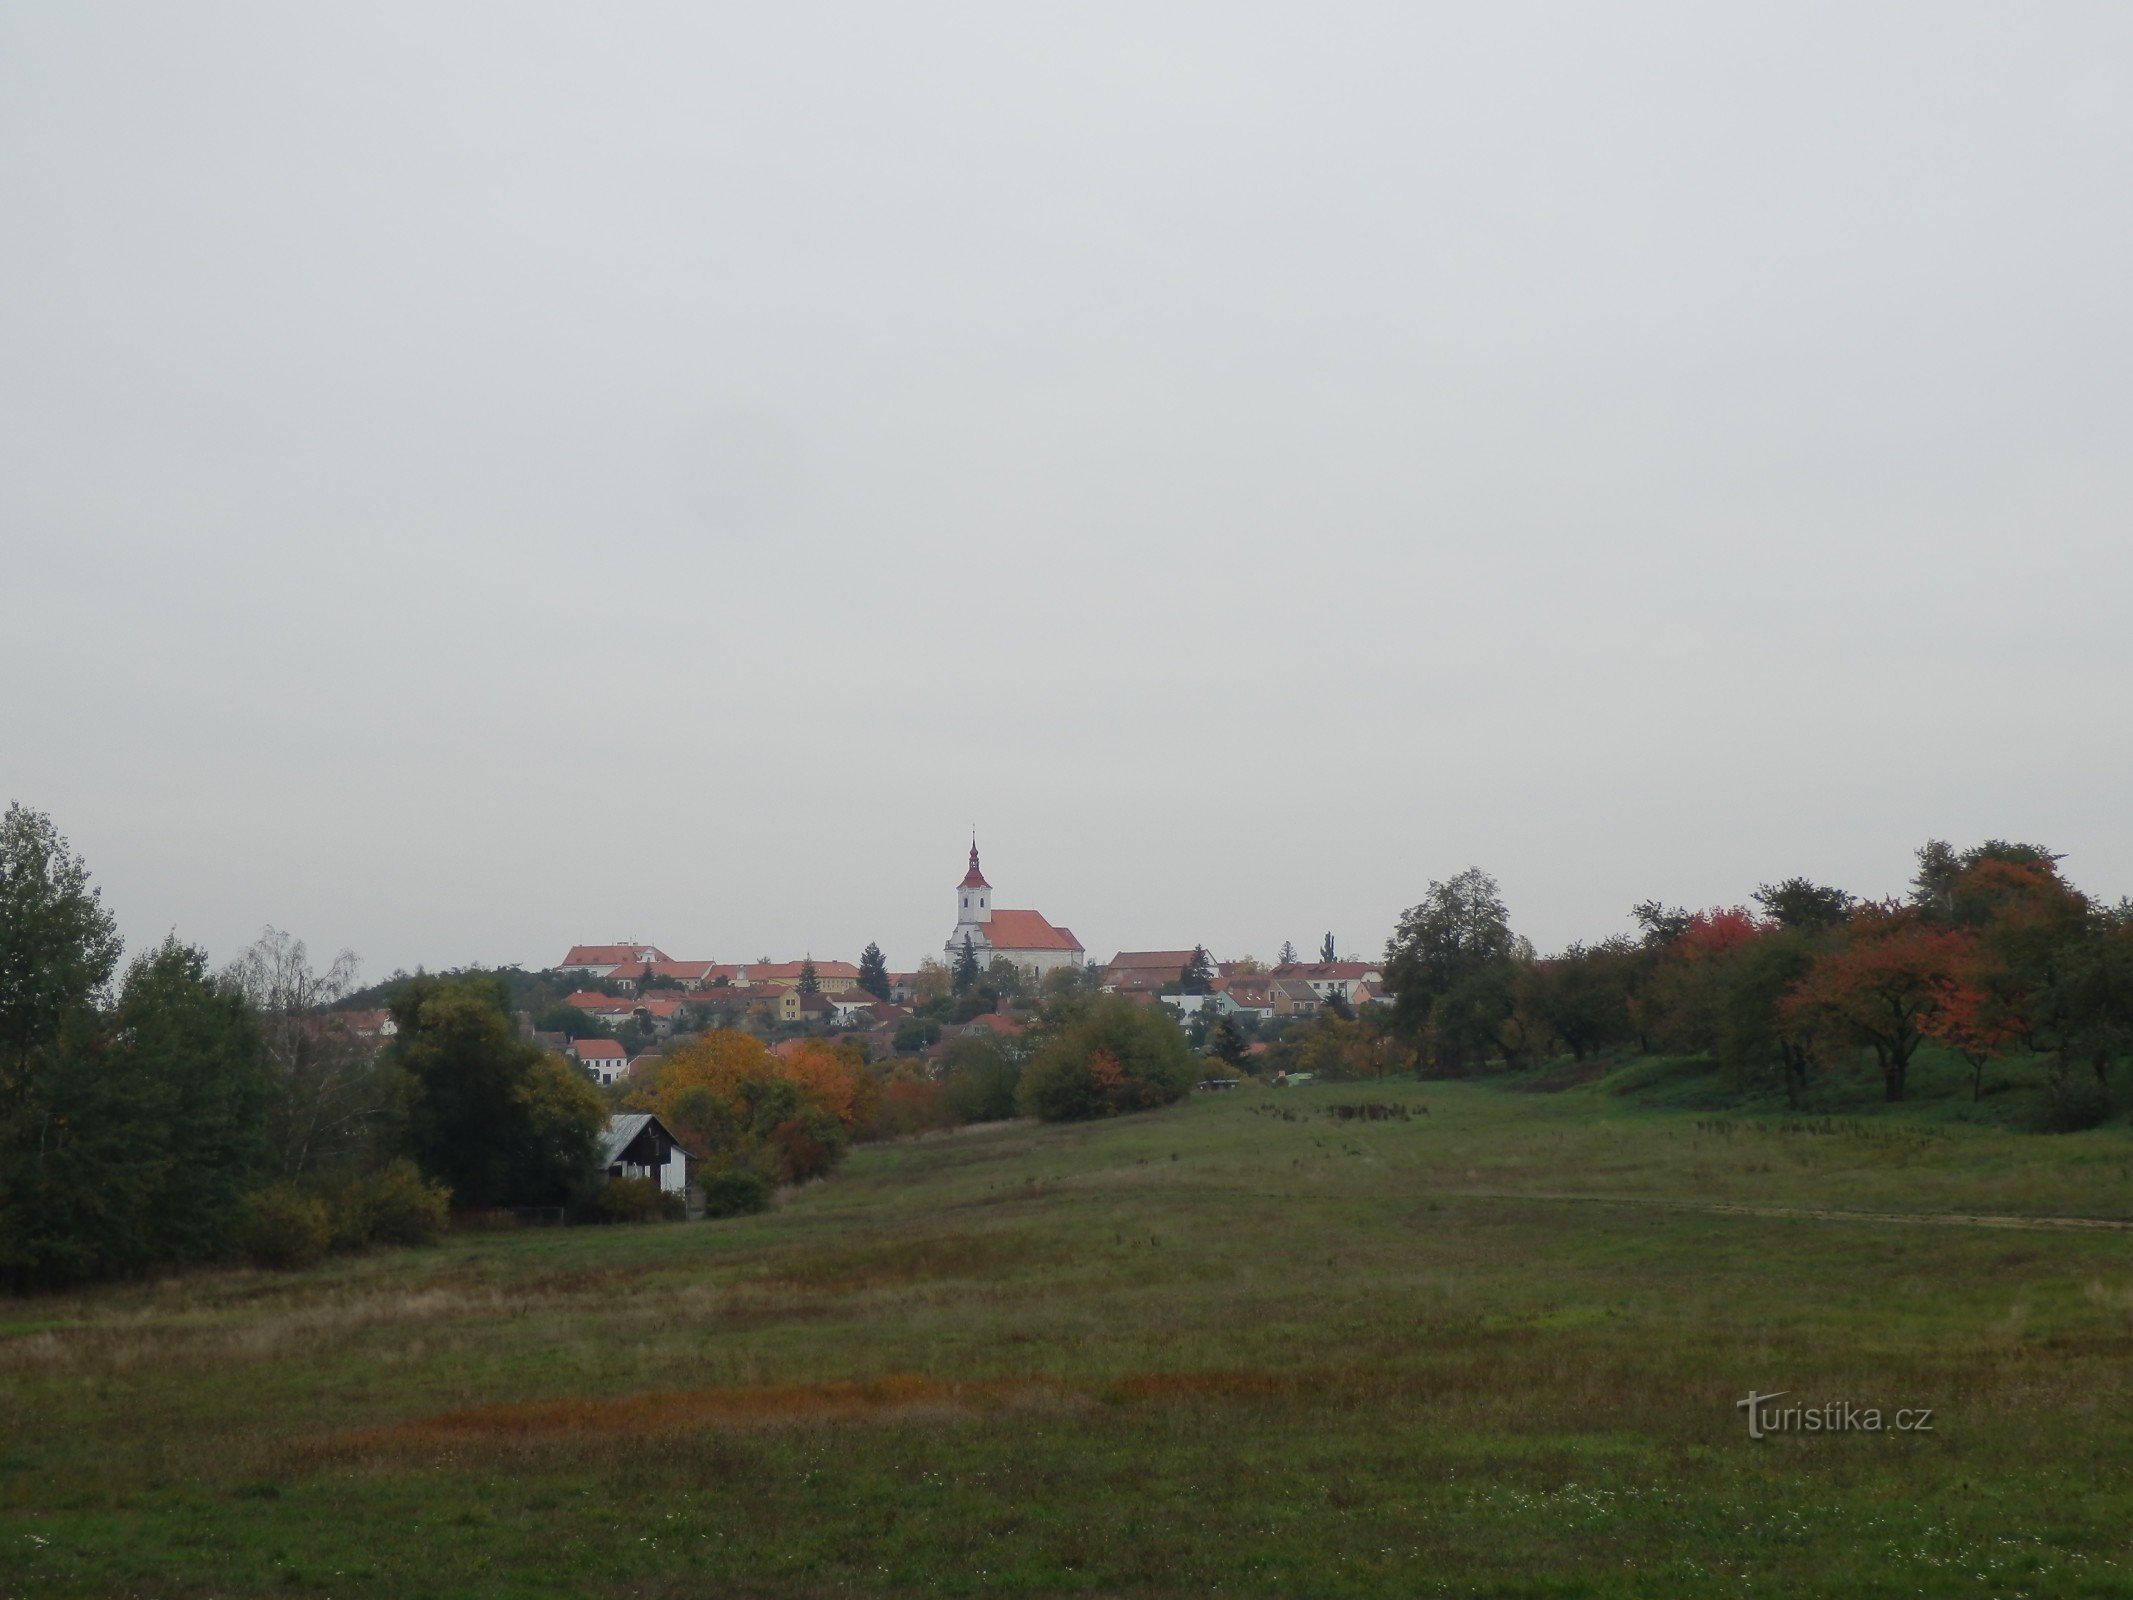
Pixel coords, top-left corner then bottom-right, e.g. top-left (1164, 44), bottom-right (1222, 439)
top-left (939, 1036), bottom-right (1021, 1123)
top-left (349, 1160), bottom-right (452, 1246)
top-left (586, 1176), bottom-right (666, 1223)
top-left (235, 1185), bottom-right (332, 1270)
top-left (2030, 1077), bottom-right (2112, 1134)
top-left (699, 1168), bottom-right (772, 1218)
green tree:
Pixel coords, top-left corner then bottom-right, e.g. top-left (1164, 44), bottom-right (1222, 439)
top-left (0, 803), bottom-right (121, 1072)
top-left (385, 975), bottom-right (602, 1207)
top-left (3, 812), bottom-right (281, 1288)
top-left (1016, 995), bottom-right (1195, 1121)
top-left (1752, 878), bottom-right (1855, 933)
top-left (1278, 940), bottom-right (1299, 966)
top-left (1206, 1011), bottom-right (1250, 1070)
top-left (952, 935), bottom-right (981, 996)
top-left (1383, 868), bottom-right (1515, 1046)
top-left (857, 942), bottom-right (891, 1000)
top-left (892, 1015), bottom-right (943, 1053)
top-left (1517, 940), bottom-right (1635, 1061)
top-left (797, 958), bottom-right (820, 996)
top-left (1181, 946), bottom-right (1215, 995)
top-left (1320, 932), bottom-right (1339, 964)
top-left (938, 1034), bottom-right (1021, 1122)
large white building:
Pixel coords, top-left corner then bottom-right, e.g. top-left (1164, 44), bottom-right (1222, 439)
top-left (944, 843), bottom-right (1085, 979)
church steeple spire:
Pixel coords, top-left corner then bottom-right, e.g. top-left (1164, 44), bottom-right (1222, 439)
top-left (959, 839), bottom-right (990, 890)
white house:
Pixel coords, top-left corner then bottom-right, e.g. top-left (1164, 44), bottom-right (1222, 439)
top-left (570, 1038), bottom-right (628, 1085)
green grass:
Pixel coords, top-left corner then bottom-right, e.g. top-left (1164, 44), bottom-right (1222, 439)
top-left (4, 1073), bottom-right (2132, 1597)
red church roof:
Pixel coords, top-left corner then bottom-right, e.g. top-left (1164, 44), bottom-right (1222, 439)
top-left (983, 908), bottom-right (1083, 953)
top-left (959, 842), bottom-right (990, 890)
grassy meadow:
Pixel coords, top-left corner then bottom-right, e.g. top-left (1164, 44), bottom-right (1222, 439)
top-left (4, 1067), bottom-right (2133, 1598)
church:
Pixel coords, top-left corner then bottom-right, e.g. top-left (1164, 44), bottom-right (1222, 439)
top-left (945, 843), bottom-right (1086, 979)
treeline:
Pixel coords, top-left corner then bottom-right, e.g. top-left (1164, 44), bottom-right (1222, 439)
top-left (0, 802), bottom-right (1203, 1287)
top-left (1341, 842), bottom-right (2133, 1124)
top-left (0, 805), bottom-right (614, 1289)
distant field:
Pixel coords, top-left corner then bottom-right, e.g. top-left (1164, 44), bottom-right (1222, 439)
top-left (4, 1072), bottom-right (2132, 1598)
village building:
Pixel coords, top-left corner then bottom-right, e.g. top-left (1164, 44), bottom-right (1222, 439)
top-left (945, 844), bottom-right (1085, 979)
top-left (1101, 950), bottom-right (1201, 994)
top-left (1269, 961), bottom-right (1385, 1004)
top-left (570, 1038), bottom-right (628, 1085)
top-left (738, 959), bottom-right (862, 993)
top-left (598, 1112), bottom-right (692, 1194)
top-left (557, 943), bottom-right (671, 978)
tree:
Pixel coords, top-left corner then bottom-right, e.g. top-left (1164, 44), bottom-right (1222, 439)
top-left (1016, 995), bottom-right (1195, 1121)
top-left (3, 936), bottom-right (271, 1288)
top-left (1428, 964), bottom-right (1524, 1073)
top-left (1631, 901), bottom-right (1693, 947)
top-left (1518, 940), bottom-right (1636, 1062)
top-left (385, 975), bottom-right (602, 1208)
top-left (0, 812), bottom-right (353, 1286)
top-left (632, 1029), bottom-right (864, 1183)
top-left (893, 1015), bottom-right (942, 1054)
top-left (857, 942), bottom-right (891, 1000)
top-left (1278, 941), bottom-right (1299, 966)
top-left (913, 958), bottom-right (952, 1004)
top-left (225, 927), bottom-right (387, 1178)
top-left (1714, 927), bottom-right (1823, 1106)
top-left (1922, 967), bottom-right (2026, 1102)
top-left (1752, 878), bottom-right (1855, 933)
top-left (0, 803), bottom-right (121, 1073)
top-left (1206, 1011), bottom-right (1250, 1071)
top-left (1383, 868), bottom-right (1515, 1045)
top-left (1780, 907), bottom-right (1973, 1101)
top-left (797, 958), bottom-right (820, 996)
top-left (1181, 946), bottom-right (1215, 995)
top-left (938, 1034), bottom-right (1021, 1123)
top-left (1320, 932), bottom-right (1339, 964)
top-left (952, 936), bottom-right (981, 996)
top-left (1912, 839), bottom-right (2063, 923)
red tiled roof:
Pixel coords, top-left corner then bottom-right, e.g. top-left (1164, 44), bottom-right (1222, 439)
top-left (747, 960), bottom-right (861, 981)
top-left (647, 960), bottom-right (720, 981)
top-left (561, 944), bottom-right (670, 967)
top-left (961, 1012), bottom-right (1025, 1036)
top-left (1272, 962), bottom-right (1382, 981)
top-left (959, 843), bottom-right (990, 890)
top-left (982, 909), bottom-right (1083, 953)
top-left (572, 1038), bottom-right (626, 1059)
top-left (1108, 950), bottom-right (1201, 969)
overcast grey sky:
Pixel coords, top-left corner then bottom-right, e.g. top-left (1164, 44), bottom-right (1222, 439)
top-left (4, 2), bottom-right (2130, 982)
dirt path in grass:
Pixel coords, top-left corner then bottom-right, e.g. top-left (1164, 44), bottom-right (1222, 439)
top-left (1454, 1191), bottom-right (2133, 1232)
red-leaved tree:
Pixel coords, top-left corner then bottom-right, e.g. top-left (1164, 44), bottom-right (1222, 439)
top-left (1780, 906), bottom-right (1976, 1101)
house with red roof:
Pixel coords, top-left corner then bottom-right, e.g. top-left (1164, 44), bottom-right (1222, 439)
top-left (740, 959), bottom-right (861, 994)
top-left (944, 843), bottom-right (1085, 980)
top-left (1101, 950), bottom-right (1201, 994)
top-left (557, 944), bottom-right (670, 977)
top-left (1269, 961), bottom-right (1385, 1004)
top-left (569, 1037), bottom-right (628, 1085)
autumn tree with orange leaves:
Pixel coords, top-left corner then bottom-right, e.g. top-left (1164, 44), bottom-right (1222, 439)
top-left (626, 1030), bottom-right (877, 1185)
top-left (1779, 906), bottom-right (1976, 1102)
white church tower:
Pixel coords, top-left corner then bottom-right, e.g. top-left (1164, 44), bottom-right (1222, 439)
top-left (952, 840), bottom-right (992, 954)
